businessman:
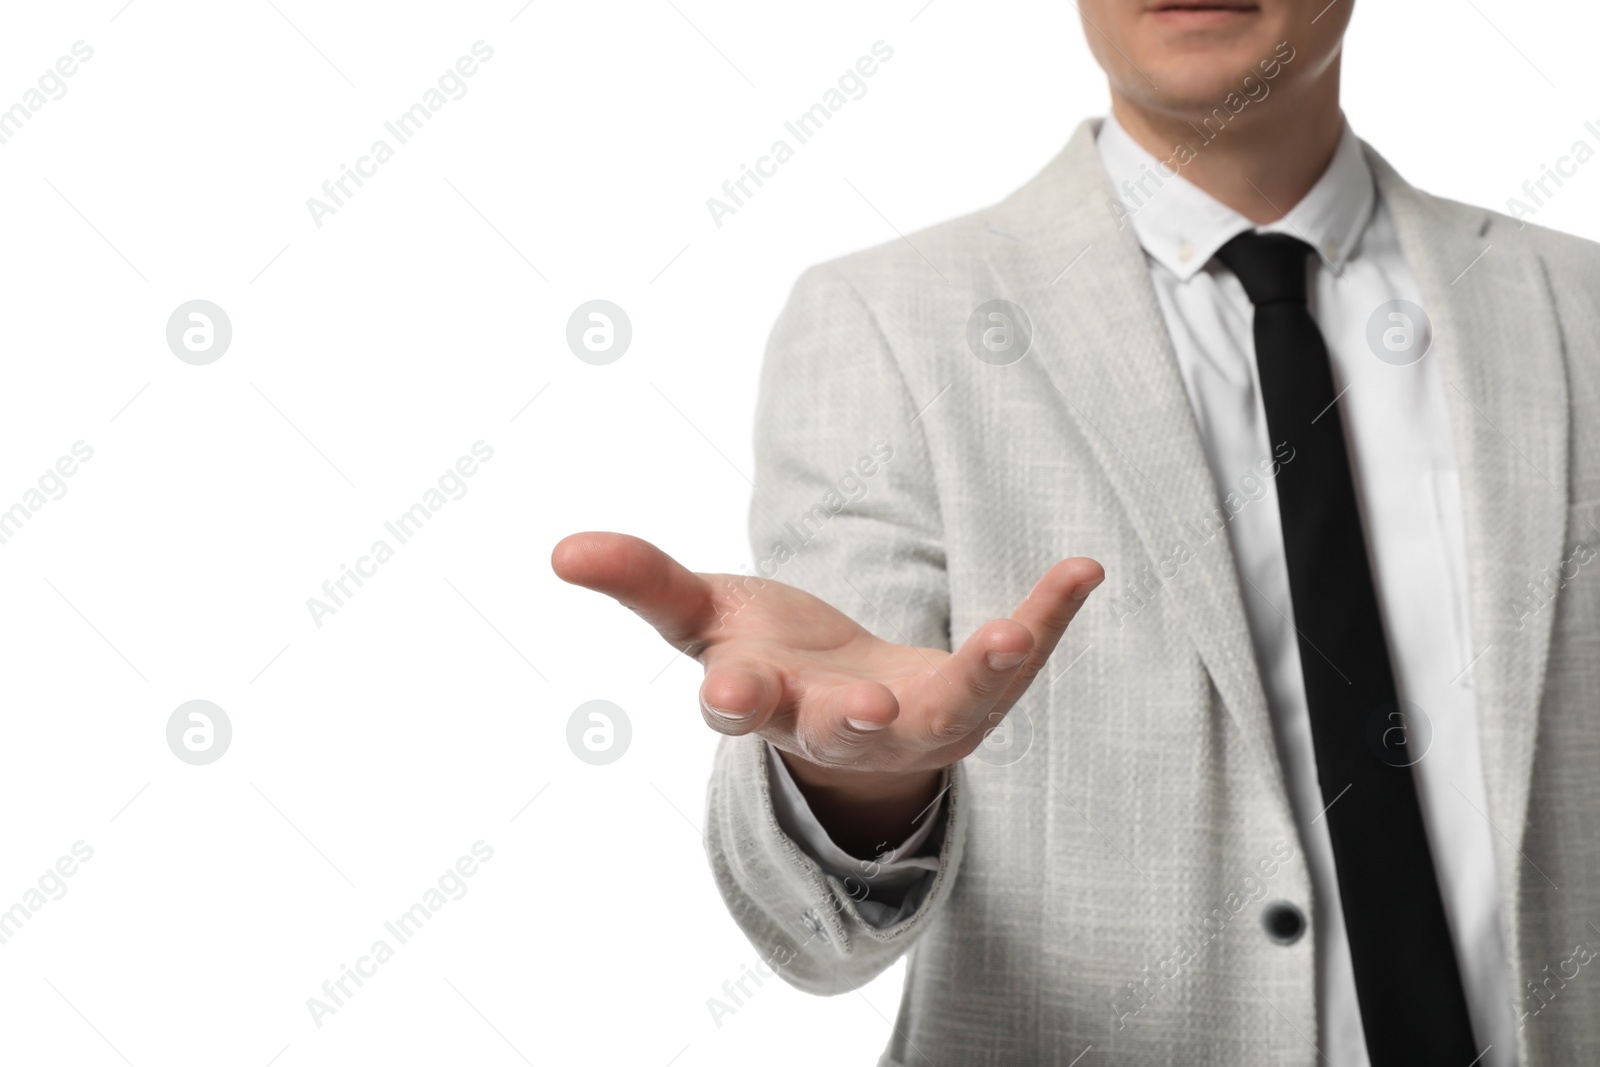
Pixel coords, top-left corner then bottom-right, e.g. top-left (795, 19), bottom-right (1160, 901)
top-left (553, 0), bottom-right (1600, 1062)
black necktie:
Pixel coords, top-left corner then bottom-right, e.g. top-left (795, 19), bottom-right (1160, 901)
top-left (1216, 232), bottom-right (1479, 1063)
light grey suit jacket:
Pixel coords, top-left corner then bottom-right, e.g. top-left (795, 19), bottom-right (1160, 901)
top-left (703, 118), bottom-right (1600, 1065)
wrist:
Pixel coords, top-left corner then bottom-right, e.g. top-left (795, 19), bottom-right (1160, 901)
top-left (776, 750), bottom-right (945, 858)
top-left (781, 753), bottom-right (941, 804)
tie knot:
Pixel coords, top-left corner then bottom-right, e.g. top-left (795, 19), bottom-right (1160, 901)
top-left (1215, 231), bottom-right (1314, 306)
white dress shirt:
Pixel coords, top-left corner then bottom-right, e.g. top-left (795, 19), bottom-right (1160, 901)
top-left (767, 112), bottom-right (1516, 1064)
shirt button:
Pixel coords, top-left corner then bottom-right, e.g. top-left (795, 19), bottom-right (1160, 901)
top-left (1262, 901), bottom-right (1307, 945)
top-left (1176, 241), bottom-right (1194, 263)
top-left (1322, 239), bottom-right (1340, 261)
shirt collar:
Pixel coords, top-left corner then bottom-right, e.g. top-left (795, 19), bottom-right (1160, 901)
top-left (1094, 109), bottom-right (1375, 281)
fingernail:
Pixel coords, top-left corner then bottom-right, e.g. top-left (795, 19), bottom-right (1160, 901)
top-left (1072, 575), bottom-right (1105, 601)
top-left (703, 699), bottom-right (751, 722)
top-left (845, 717), bottom-right (888, 733)
top-left (986, 649), bottom-right (1028, 671)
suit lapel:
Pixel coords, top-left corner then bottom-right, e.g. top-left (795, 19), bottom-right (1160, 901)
top-left (981, 120), bottom-right (1291, 806)
top-left (969, 123), bottom-right (1564, 1045)
top-left (1368, 145), bottom-right (1569, 956)
top-left (978, 125), bottom-right (1567, 875)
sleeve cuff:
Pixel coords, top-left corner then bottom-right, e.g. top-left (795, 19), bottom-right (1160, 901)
top-left (762, 740), bottom-right (945, 927)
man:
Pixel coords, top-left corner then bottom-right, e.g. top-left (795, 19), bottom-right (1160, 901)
top-left (553, 0), bottom-right (1600, 1062)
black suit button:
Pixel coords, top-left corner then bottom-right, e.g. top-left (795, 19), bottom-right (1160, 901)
top-left (1262, 901), bottom-right (1306, 945)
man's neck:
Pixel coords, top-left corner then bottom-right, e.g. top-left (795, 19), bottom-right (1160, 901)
top-left (1108, 72), bottom-right (1346, 225)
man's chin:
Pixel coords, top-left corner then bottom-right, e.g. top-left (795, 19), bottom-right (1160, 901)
top-left (1132, 81), bottom-right (1264, 116)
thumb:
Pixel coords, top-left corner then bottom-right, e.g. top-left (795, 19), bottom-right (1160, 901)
top-left (552, 531), bottom-right (716, 648)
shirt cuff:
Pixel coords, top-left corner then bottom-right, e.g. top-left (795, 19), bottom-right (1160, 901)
top-left (762, 740), bottom-right (945, 927)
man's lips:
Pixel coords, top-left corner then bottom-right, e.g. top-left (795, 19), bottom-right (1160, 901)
top-left (1148, 0), bottom-right (1259, 9)
top-left (1147, 3), bottom-right (1261, 27)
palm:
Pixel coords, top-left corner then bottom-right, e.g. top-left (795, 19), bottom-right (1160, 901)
top-left (552, 532), bottom-right (1103, 775)
top-left (697, 574), bottom-right (969, 766)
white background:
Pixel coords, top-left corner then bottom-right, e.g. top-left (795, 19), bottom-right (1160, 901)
top-left (0, 1), bottom-right (1595, 1065)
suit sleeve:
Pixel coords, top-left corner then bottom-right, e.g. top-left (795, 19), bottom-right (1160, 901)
top-left (702, 263), bottom-right (971, 995)
top-left (763, 739), bottom-right (946, 927)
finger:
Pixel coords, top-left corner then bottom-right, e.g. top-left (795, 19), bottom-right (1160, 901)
top-left (903, 617), bottom-right (1036, 746)
top-left (792, 678), bottom-right (901, 766)
top-left (1002, 556), bottom-right (1104, 700)
top-left (551, 532), bottom-right (716, 649)
top-left (698, 655), bottom-right (783, 735)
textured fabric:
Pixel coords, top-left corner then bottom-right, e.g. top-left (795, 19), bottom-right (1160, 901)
top-left (762, 742), bottom-right (944, 926)
top-left (1217, 229), bottom-right (1476, 1061)
top-left (702, 117), bottom-right (1600, 1065)
top-left (1102, 113), bottom-right (1513, 1064)
top-left (765, 113), bottom-right (1519, 1064)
